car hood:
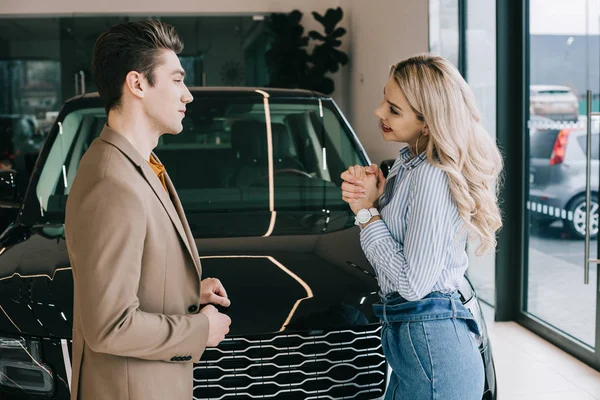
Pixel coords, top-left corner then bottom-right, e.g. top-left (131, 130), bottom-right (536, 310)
top-left (0, 211), bottom-right (380, 339)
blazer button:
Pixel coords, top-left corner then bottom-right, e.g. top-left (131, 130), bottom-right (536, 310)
top-left (188, 305), bottom-right (198, 313)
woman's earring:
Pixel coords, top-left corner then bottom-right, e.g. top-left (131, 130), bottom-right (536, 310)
top-left (415, 129), bottom-right (427, 155)
top-left (415, 135), bottom-right (421, 157)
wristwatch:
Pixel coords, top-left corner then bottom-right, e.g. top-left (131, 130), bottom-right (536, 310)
top-left (355, 208), bottom-right (380, 226)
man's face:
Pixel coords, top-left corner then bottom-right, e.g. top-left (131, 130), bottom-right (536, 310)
top-left (0, 160), bottom-right (13, 171)
top-left (143, 49), bottom-right (193, 135)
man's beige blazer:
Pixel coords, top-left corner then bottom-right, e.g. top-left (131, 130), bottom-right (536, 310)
top-left (65, 126), bottom-right (209, 400)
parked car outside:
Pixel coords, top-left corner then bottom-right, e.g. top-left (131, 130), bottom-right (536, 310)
top-left (0, 88), bottom-right (497, 400)
top-left (530, 85), bottom-right (580, 122)
top-left (529, 117), bottom-right (600, 239)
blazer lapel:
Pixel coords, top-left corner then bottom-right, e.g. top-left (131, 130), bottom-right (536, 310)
top-left (98, 126), bottom-right (198, 272)
top-left (160, 161), bottom-right (202, 278)
top-left (138, 162), bottom-right (198, 269)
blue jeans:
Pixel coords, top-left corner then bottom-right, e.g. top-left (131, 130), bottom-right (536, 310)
top-left (373, 291), bottom-right (484, 400)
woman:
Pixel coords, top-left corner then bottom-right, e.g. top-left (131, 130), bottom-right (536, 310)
top-left (341, 54), bottom-right (502, 399)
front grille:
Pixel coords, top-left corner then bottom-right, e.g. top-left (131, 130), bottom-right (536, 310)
top-left (193, 325), bottom-right (386, 400)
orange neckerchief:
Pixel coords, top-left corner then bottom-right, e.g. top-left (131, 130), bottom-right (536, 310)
top-left (147, 154), bottom-right (168, 193)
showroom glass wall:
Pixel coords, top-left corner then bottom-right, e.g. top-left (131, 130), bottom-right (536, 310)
top-left (519, 0), bottom-right (600, 368)
top-left (0, 16), bottom-right (269, 136)
top-left (429, 0), bottom-right (497, 306)
top-left (0, 15), bottom-right (270, 202)
top-left (493, 0), bottom-right (600, 370)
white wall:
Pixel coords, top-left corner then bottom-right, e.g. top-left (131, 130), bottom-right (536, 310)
top-left (341, 0), bottom-right (429, 164)
top-left (0, 0), bottom-right (429, 163)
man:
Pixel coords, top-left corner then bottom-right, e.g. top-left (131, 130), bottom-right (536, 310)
top-left (0, 156), bottom-right (15, 231)
top-left (65, 20), bottom-right (231, 400)
top-left (0, 156), bottom-right (13, 171)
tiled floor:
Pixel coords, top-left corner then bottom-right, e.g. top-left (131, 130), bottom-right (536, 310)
top-left (482, 304), bottom-right (600, 399)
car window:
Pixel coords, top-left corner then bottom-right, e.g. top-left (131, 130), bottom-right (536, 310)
top-left (576, 134), bottom-right (600, 160)
top-left (530, 129), bottom-right (561, 159)
top-left (35, 97), bottom-right (365, 223)
top-left (537, 90), bottom-right (570, 95)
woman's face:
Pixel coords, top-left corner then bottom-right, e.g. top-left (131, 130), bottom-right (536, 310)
top-left (374, 76), bottom-right (426, 150)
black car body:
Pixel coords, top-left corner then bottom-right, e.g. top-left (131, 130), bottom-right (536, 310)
top-left (0, 88), bottom-right (496, 399)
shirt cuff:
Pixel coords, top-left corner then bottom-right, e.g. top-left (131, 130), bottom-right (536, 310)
top-left (360, 219), bottom-right (390, 252)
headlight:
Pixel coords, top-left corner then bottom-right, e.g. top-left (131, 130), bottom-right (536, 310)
top-left (0, 336), bottom-right (54, 397)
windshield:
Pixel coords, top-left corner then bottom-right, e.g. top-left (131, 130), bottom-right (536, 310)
top-left (33, 96), bottom-right (366, 233)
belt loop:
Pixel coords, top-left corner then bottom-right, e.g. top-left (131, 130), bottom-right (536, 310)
top-left (383, 301), bottom-right (388, 324)
top-left (450, 298), bottom-right (457, 318)
top-left (450, 298), bottom-right (461, 343)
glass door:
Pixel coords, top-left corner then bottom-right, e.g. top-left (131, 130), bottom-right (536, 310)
top-left (525, 0), bottom-right (600, 358)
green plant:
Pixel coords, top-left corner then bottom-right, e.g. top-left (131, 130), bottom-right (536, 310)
top-left (265, 7), bottom-right (348, 94)
top-left (265, 10), bottom-right (309, 90)
top-left (307, 8), bottom-right (349, 94)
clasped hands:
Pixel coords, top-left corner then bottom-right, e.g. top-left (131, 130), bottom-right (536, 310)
top-left (340, 164), bottom-right (386, 215)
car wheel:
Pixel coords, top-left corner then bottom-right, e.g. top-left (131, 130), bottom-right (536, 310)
top-left (566, 195), bottom-right (599, 240)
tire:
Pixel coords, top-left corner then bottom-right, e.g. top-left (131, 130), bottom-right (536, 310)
top-left (565, 194), bottom-right (599, 240)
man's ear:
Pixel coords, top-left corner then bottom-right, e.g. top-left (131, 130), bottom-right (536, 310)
top-left (123, 71), bottom-right (147, 100)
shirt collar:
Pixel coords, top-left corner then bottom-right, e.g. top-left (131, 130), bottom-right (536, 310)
top-left (147, 153), bottom-right (166, 176)
top-left (399, 146), bottom-right (427, 170)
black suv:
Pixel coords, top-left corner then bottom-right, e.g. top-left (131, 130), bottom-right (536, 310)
top-left (0, 88), bottom-right (497, 400)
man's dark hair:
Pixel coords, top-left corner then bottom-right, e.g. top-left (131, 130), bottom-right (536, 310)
top-left (92, 20), bottom-right (184, 113)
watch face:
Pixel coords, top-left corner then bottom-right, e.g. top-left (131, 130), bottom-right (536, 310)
top-left (357, 209), bottom-right (371, 223)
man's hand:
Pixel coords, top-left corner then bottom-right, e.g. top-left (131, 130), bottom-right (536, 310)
top-left (200, 305), bottom-right (231, 347)
top-left (200, 278), bottom-right (231, 307)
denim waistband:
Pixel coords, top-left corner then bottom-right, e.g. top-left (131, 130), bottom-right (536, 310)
top-left (372, 291), bottom-right (476, 325)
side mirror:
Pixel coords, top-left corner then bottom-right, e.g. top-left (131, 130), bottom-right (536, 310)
top-left (379, 159), bottom-right (395, 179)
top-left (0, 170), bottom-right (20, 208)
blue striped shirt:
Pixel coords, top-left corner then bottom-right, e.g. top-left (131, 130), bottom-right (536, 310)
top-left (360, 147), bottom-right (468, 301)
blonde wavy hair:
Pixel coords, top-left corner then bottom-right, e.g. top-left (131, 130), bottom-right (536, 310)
top-left (391, 54), bottom-right (503, 255)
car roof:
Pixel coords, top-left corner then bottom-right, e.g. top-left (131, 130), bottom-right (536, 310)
top-left (570, 120), bottom-right (600, 135)
top-left (530, 85), bottom-right (572, 91)
top-left (65, 87), bottom-right (330, 106)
